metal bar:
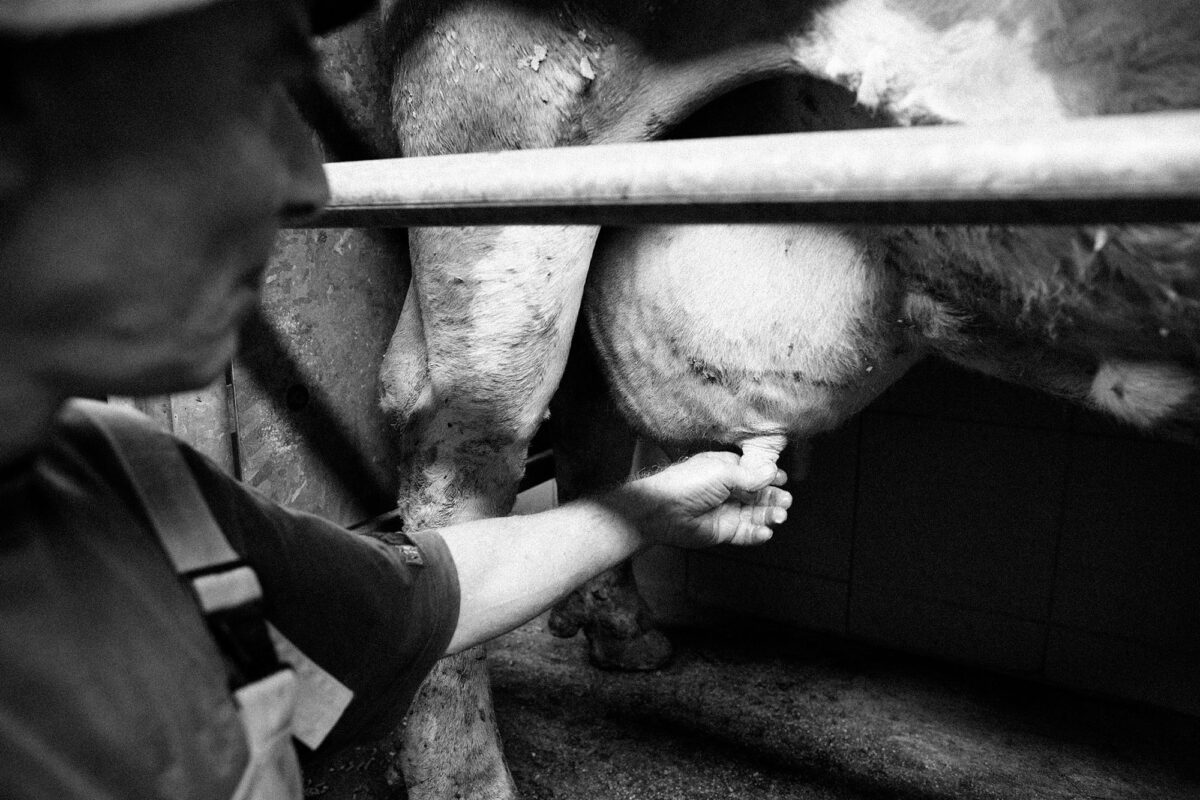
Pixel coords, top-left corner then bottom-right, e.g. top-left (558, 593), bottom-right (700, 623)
top-left (296, 111), bottom-right (1200, 227)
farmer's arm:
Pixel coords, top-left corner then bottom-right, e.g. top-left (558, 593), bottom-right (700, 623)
top-left (439, 452), bottom-right (791, 655)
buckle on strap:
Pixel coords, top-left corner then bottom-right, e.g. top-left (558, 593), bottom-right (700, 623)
top-left (193, 565), bottom-right (262, 612)
top-left (189, 565), bottom-right (283, 690)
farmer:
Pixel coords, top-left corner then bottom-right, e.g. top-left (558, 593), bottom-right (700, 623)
top-left (0, 0), bottom-right (792, 797)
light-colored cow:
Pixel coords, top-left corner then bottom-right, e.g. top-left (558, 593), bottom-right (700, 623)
top-left (371, 1), bottom-right (1200, 798)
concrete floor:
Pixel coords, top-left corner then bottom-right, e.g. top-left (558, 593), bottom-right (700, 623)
top-left (490, 616), bottom-right (1200, 800)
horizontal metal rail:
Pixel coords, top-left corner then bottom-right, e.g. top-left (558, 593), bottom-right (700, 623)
top-left (296, 111), bottom-right (1200, 228)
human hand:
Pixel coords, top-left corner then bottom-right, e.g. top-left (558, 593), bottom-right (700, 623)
top-left (616, 451), bottom-right (792, 548)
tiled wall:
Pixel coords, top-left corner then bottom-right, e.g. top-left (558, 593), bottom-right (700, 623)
top-left (634, 359), bottom-right (1200, 717)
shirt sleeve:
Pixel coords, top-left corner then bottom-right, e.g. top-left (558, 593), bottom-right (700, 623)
top-left (176, 442), bottom-right (460, 757)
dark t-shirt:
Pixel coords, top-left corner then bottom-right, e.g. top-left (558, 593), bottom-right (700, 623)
top-left (0, 403), bottom-right (460, 800)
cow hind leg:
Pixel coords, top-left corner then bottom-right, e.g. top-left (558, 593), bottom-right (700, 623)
top-left (547, 325), bottom-right (673, 670)
top-left (379, 284), bottom-right (523, 800)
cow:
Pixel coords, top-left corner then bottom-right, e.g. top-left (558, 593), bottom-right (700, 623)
top-left (361, 1), bottom-right (1200, 798)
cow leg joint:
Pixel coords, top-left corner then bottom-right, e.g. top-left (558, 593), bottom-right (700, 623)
top-left (549, 562), bottom-right (673, 671)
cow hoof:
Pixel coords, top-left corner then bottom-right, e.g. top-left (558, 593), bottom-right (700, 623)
top-left (547, 606), bottom-right (584, 639)
top-left (587, 628), bottom-right (673, 671)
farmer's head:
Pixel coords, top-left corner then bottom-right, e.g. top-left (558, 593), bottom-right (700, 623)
top-left (0, 0), bottom-right (365, 399)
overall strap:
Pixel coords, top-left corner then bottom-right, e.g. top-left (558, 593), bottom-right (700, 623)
top-left (73, 399), bottom-right (239, 573)
top-left (72, 398), bottom-right (283, 688)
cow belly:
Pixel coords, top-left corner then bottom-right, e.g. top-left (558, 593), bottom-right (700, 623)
top-left (585, 224), bottom-right (923, 448)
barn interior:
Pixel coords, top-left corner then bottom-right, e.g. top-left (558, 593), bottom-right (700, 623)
top-left (224, 67), bottom-right (1200, 799)
top-left (479, 361), bottom-right (1200, 800)
top-left (8, 3), bottom-right (1199, 800)
top-left (627, 73), bottom-right (1200, 730)
top-left (291, 348), bottom-right (1200, 799)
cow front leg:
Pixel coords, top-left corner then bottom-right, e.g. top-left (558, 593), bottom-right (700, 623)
top-left (381, 225), bottom-right (599, 800)
top-left (546, 324), bottom-right (672, 670)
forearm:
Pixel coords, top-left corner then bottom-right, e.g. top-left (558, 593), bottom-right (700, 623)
top-left (433, 451), bottom-right (791, 656)
top-left (437, 491), bottom-right (647, 655)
